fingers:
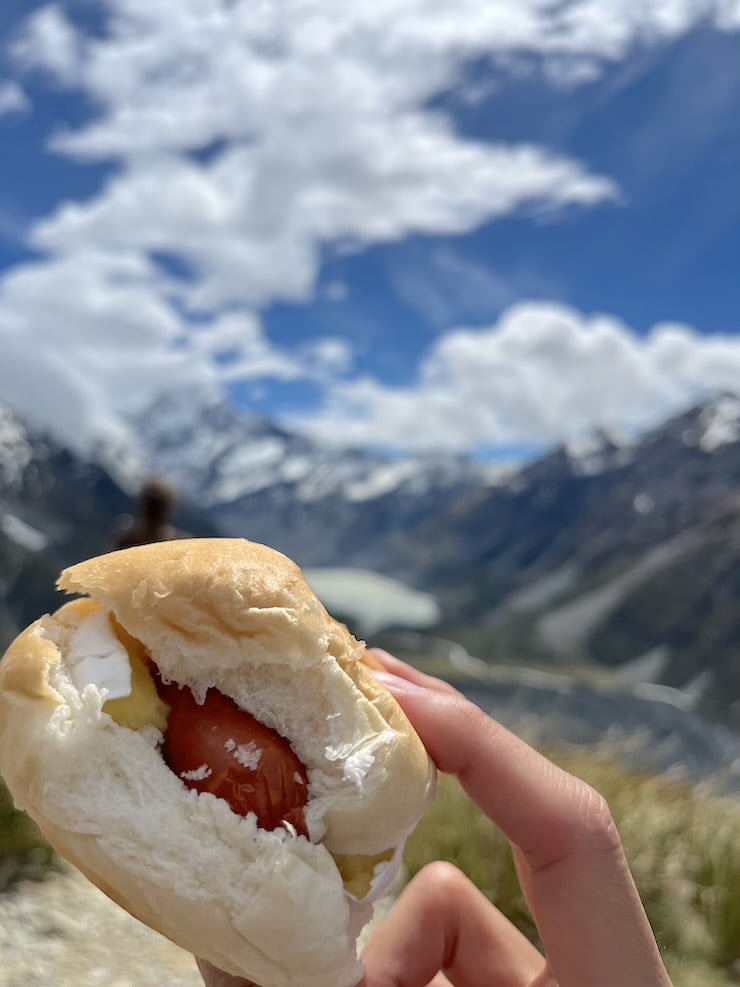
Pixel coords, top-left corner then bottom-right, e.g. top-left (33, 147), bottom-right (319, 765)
top-left (374, 659), bottom-right (672, 987)
top-left (367, 648), bottom-right (460, 695)
top-left (362, 861), bottom-right (545, 987)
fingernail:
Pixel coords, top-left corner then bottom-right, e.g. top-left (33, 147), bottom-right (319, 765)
top-left (367, 647), bottom-right (394, 663)
top-left (368, 669), bottom-right (425, 694)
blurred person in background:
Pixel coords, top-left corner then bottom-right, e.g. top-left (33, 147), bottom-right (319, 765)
top-left (113, 479), bottom-right (188, 549)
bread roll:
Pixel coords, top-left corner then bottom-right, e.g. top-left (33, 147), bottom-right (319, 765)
top-left (0, 539), bottom-right (435, 987)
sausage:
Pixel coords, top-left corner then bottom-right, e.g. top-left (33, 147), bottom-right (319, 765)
top-left (159, 681), bottom-right (310, 838)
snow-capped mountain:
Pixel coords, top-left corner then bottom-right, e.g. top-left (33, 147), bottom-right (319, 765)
top-left (0, 402), bottom-right (214, 643)
top-left (4, 391), bottom-right (740, 727)
top-left (410, 396), bottom-right (740, 727)
top-left (0, 404), bottom-right (129, 641)
top-left (685, 393), bottom-right (740, 453)
top-left (133, 389), bottom-right (504, 505)
top-left (0, 403), bottom-right (130, 554)
top-left (130, 390), bottom-right (499, 571)
top-left (565, 428), bottom-right (634, 477)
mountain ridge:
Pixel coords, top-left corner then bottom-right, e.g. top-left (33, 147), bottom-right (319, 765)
top-left (2, 392), bottom-right (739, 726)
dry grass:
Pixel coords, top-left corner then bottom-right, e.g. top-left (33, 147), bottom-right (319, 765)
top-left (0, 779), bottom-right (57, 889)
top-left (404, 746), bottom-right (740, 987)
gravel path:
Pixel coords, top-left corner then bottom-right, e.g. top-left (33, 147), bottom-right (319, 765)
top-left (0, 863), bottom-right (393, 987)
top-left (0, 864), bottom-right (203, 987)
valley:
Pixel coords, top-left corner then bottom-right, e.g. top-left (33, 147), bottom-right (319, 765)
top-left (2, 392), bottom-right (740, 739)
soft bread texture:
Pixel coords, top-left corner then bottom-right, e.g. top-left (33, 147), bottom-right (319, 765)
top-left (0, 538), bottom-right (435, 987)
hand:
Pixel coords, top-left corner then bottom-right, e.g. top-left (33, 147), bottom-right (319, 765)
top-left (358, 650), bottom-right (673, 987)
top-left (198, 651), bottom-right (673, 987)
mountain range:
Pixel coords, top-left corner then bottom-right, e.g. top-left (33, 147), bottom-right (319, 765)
top-left (1, 392), bottom-right (739, 728)
top-left (409, 397), bottom-right (740, 727)
top-left (129, 390), bottom-right (502, 570)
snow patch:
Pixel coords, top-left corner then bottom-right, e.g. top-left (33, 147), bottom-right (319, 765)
top-left (209, 438), bottom-right (289, 503)
top-left (0, 513), bottom-right (48, 551)
top-left (566, 429), bottom-right (632, 476)
top-left (699, 396), bottom-right (740, 452)
top-left (482, 462), bottom-right (521, 487)
top-left (633, 492), bottom-right (655, 515)
top-left (343, 461), bottom-right (419, 502)
top-left (0, 407), bottom-right (33, 487)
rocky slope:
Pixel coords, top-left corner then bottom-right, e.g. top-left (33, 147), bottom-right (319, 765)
top-left (131, 389), bottom-right (740, 726)
top-left (0, 405), bottom-right (214, 647)
top-left (412, 397), bottom-right (740, 725)
top-left (0, 865), bottom-right (202, 987)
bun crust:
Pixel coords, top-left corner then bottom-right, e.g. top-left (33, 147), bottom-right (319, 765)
top-left (0, 539), bottom-right (435, 987)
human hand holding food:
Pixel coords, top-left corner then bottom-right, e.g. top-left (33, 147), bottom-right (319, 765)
top-left (198, 650), bottom-right (673, 987)
top-left (353, 650), bottom-right (674, 987)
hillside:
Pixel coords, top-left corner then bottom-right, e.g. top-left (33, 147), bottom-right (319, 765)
top-left (0, 405), bottom-right (215, 648)
top-left (136, 390), bottom-right (740, 726)
top-left (2, 393), bottom-right (740, 727)
top-left (410, 398), bottom-right (740, 726)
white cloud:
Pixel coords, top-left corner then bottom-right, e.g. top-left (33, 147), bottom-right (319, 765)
top-left (0, 250), bottom-right (179, 349)
top-left (13, 5), bottom-right (82, 86)
top-left (0, 252), bottom-right (334, 452)
top-left (188, 313), bottom-right (265, 360)
top-left (295, 303), bottom-right (740, 451)
top-left (16, 2), bottom-right (739, 157)
top-left (0, 327), bottom-right (124, 449)
top-left (208, 313), bottom-right (307, 383)
top-left (715, 0), bottom-right (740, 29)
top-left (303, 338), bottom-right (354, 377)
top-left (10, 0), bottom-right (625, 312)
top-left (217, 324), bottom-right (354, 385)
top-left (13, 0), bottom-right (736, 315)
top-left (0, 81), bottom-right (30, 117)
top-left (4, 266), bottom-right (732, 461)
top-left (30, 124), bottom-right (617, 311)
top-left (2, 0), bottom-right (738, 456)
top-left (0, 250), bottom-right (202, 448)
top-left (389, 247), bottom-right (559, 328)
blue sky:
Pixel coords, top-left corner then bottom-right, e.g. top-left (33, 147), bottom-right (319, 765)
top-left (0, 1), bottom-right (738, 459)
